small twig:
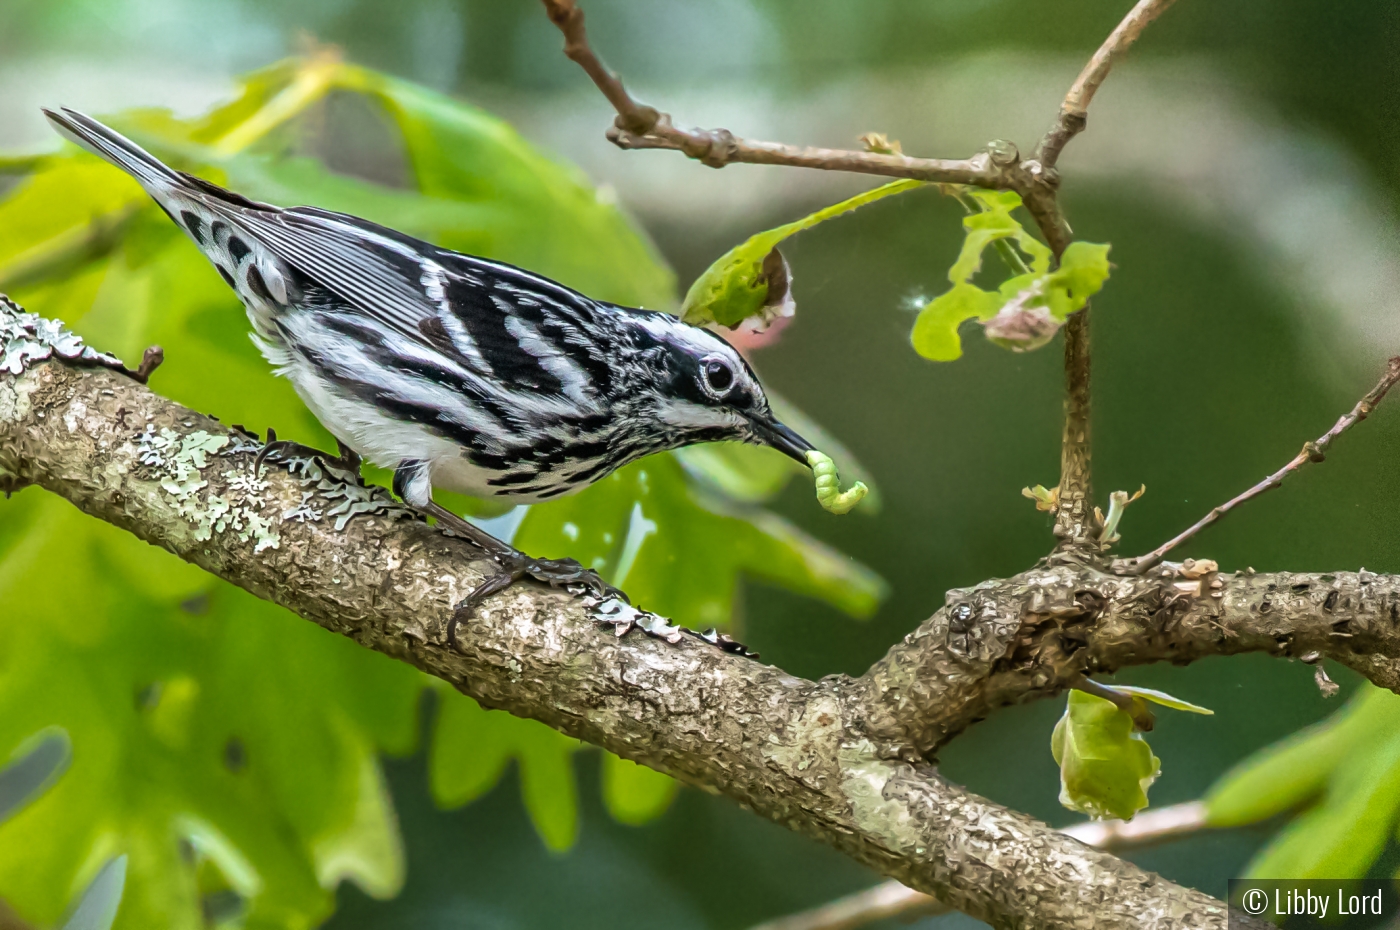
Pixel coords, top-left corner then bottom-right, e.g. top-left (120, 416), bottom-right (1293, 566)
top-left (1122, 356), bottom-right (1400, 574)
top-left (538, 0), bottom-right (1003, 185)
top-left (748, 801), bottom-right (1210, 930)
top-left (130, 345), bottom-right (164, 385)
top-left (1036, 0), bottom-right (1181, 169)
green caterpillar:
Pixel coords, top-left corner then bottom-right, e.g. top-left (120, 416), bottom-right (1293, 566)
top-left (806, 451), bottom-right (868, 515)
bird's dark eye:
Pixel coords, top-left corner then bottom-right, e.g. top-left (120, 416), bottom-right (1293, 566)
top-left (701, 356), bottom-right (735, 396)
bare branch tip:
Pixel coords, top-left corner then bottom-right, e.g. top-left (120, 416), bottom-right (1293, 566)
top-left (1130, 352), bottom-right (1400, 568)
top-left (132, 345), bottom-right (164, 384)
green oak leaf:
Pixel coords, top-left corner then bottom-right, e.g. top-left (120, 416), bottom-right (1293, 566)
top-left (681, 179), bottom-right (922, 328)
top-left (0, 56), bottom-right (887, 928)
top-left (1051, 690), bottom-right (1161, 821)
top-left (1043, 241), bottom-right (1112, 320)
top-left (948, 189), bottom-right (1051, 282)
top-left (1051, 685), bottom-right (1211, 822)
top-left (0, 494), bottom-right (419, 929)
top-left (909, 281), bottom-right (1004, 361)
top-left (601, 754), bottom-right (681, 827)
top-left (428, 686), bottom-right (581, 852)
top-left (911, 190), bottom-right (1110, 361)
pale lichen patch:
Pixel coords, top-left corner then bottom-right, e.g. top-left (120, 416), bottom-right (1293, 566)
top-left (135, 425), bottom-right (281, 552)
top-left (63, 399), bottom-right (87, 434)
top-left (1, 295), bottom-right (125, 375)
top-left (839, 739), bottom-right (924, 856)
top-left (275, 455), bottom-right (411, 531)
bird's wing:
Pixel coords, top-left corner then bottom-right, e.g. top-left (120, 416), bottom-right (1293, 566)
top-left (234, 205), bottom-right (614, 406)
top-left (232, 205), bottom-right (447, 339)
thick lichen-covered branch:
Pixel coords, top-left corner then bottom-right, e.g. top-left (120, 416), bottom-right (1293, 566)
top-left (0, 310), bottom-right (1258, 929)
top-left (752, 801), bottom-right (1211, 930)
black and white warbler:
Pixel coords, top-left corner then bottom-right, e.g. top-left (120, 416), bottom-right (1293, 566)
top-left (44, 107), bottom-right (817, 631)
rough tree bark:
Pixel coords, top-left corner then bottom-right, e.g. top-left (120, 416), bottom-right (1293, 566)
top-left (10, 301), bottom-right (1383, 928)
top-left (2, 1), bottom-right (1388, 926)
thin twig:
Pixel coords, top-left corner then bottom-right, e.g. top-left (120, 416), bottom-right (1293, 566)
top-left (131, 346), bottom-right (164, 385)
top-left (538, 0), bottom-right (1004, 185)
top-left (1039, 0), bottom-right (1180, 547)
top-left (748, 802), bottom-right (1210, 930)
top-left (1036, 0), bottom-right (1181, 169)
top-left (1122, 356), bottom-right (1400, 574)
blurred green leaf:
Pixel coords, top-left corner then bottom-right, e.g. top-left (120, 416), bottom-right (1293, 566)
top-left (911, 190), bottom-right (1110, 361)
top-left (0, 52), bottom-right (884, 924)
top-left (1051, 690), bottom-right (1159, 821)
top-left (428, 687), bottom-right (580, 852)
top-left (1244, 726), bottom-right (1400, 879)
top-left (0, 728), bottom-right (70, 824)
top-left (1206, 686), bottom-right (1400, 827)
top-left (601, 754), bottom-right (680, 827)
top-left (0, 495), bottom-right (419, 929)
top-left (672, 443), bottom-right (799, 505)
top-left (681, 179), bottom-right (922, 328)
top-left (61, 855), bottom-right (127, 930)
top-left (0, 54), bottom-right (885, 925)
top-left (1202, 686), bottom-right (1400, 880)
top-left (513, 455), bottom-right (885, 628)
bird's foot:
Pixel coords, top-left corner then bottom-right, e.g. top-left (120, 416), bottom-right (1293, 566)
top-left (447, 550), bottom-right (628, 651)
top-left (255, 428), bottom-right (362, 477)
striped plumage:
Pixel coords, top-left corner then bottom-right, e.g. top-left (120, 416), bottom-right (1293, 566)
top-left (43, 107), bottom-right (815, 520)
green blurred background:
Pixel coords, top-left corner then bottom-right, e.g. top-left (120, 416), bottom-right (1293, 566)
top-left (2, 0), bottom-right (1398, 927)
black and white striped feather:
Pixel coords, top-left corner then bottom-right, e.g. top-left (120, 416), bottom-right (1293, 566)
top-left (44, 107), bottom-right (801, 505)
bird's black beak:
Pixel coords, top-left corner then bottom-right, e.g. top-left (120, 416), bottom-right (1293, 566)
top-left (749, 416), bottom-right (816, 466)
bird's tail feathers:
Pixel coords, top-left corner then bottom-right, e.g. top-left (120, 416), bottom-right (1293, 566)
top-left (42, 107), bottom-right (182, 190)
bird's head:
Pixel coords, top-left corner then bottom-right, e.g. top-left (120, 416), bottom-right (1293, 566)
top-left (626, 312), bottom-right (815, 465)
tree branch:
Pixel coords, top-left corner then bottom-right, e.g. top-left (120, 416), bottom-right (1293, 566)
top-left (857, 559), bottom-right (1400, 757)
top-left (0, 301), bottom-right (1273, 929)
top-left (751, 802), bottom-right (1210, 930)
top-left (1039, 0), bottom-right (1178, 546)
top-left (1035, 0), bottom-right (1182, 170)
top-left (538, 0), bottom-right (1014, 186)
top-left (1121, 356), bottom-right (1400, 573)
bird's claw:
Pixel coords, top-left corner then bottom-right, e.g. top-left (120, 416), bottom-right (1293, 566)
top-left (254, 429), bottom-right (361, 476)
top-left (446, 553), bottom-right (628, 651)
